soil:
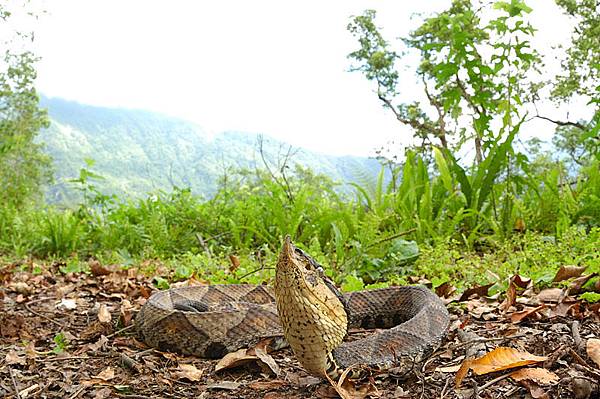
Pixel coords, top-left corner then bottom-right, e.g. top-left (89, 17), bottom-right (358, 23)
top-left (1, 260), bottom-right (599, 399)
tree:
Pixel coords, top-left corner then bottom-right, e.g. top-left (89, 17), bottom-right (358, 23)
top-left (348, 1), bottom-right (541, 163)
top-left (546, 0), bottom-right (599, 162)
top-left (0, 2), bottom-right (51, 208)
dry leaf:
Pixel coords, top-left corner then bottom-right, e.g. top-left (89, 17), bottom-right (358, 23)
top-left (214, 348), bottom-right (256, 372)
top-left (325, 368), bottom-right (378, 399)
top-left (553, 265), bottom-right (587, 282)
top-left (509, 367), bottom-right (559, 384)
top-left (5, 350), bottom-right (26, 365)
top-left (98, 304), bottom-right (111, 323)
top-left (568, 273), bottom-right (597, 295)
top-left (521, 380), bottom-right (550, 399)
top-left (455, 347), bottom-right (547, 387)
top-left (510, 305), bottom-right (545, 323)
top-left (174, 363), bottom-right (203, 381)
top-left (458, 283), bottom-right (495, 301)
top-left (436, 364), bottom-right (462, 373)
top-left (537, 288), bottom-right (564, 303)
top-left (229, 255), bottom-right (241, 271)
top-left (435, 282), bottom-right (456, 298)
top-left (59, 298), bottom-right (77, 310)
top-left (586, 338), bottom-right (600, 368)
top-left (93, 366), bottom-right (115, 381)
top-left (502, 278), bottom-right (518, 312)
top-left (89, 260), bottom-right (112, 276)
top-left (254, 345), bottom-right (281, 376)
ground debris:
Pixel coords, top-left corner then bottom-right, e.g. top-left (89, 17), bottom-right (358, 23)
top-left (0, 263), bottom-right (599, 398)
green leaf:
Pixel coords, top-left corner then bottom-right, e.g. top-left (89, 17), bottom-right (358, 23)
top-left (580, 292), bottom-right (600, 303)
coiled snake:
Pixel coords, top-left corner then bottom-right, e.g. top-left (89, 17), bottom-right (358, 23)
top-left (136, 237), bottom-right (449, 377)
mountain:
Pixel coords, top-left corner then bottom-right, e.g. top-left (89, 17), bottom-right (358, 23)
top-left (38, 97), bottom-right (382, 203)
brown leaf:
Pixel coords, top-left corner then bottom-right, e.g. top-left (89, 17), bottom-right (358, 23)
top-left (254, 345), bottom-right (281, 376)
top-left (458, 283), bottom-right (495, 301)
top-left (512, 275), bottom-right (531, 289)
top-left (455, 347), bottom-right (547, 387)
top-left (325, 368), bottom-right (378, 399)
top-left (553, 265), bottom-right (587, 282)
top-left (5, 350), bottom-right (26, 365)
top-left (98, 304), bottom-right (111, 323)
top-left (537, 288), bottom-right (564, 303)
top-left (92, 366), bottom-right (115, 381)
top-left (568, 273), bottom-right (598, 295)
top-left (509, 367), bottom-right (559, 384)
top-left (214, 348), bottom-right (256, 372)
top-left (229, 255), bottom-right (241, 272)
top-left (586, 338), bottom-right (600, 368)
top-left (510, 305), bottom-right (546, 324)
top-left (173, 363), bottom-right (203, 382)
top-left (501, 278), bottom-right (518, 312)
top-left (90, 260), bottom-right (112, 276)
top-left (521, 380), bottom-right (550, 399)
top-left (435, 282), bottom-right (456, 298)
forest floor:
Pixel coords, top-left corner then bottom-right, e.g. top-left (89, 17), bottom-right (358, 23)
top-left (1, 259), bottom-right (599, 399)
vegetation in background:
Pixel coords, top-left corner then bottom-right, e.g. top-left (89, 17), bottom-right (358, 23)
top-left (0, 0), bottom-right (599, 293)
top-left (0, 3), bottom-right (51, 209)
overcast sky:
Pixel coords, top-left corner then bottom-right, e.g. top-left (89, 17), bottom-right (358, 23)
top-left (24, 0), bottom-right (586, 156)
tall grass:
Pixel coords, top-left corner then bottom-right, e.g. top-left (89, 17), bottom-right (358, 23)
top-left (1, 155), bottom-right (598, 282)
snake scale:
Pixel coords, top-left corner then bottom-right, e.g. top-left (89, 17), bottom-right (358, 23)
top-left (136, 237), bottom-right (449, 377)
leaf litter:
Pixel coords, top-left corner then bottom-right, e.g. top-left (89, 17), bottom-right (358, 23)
top-left (0, 259), bottom-right (599, 398)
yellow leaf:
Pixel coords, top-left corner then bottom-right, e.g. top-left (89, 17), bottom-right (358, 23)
top-left (174, 363), bottom-right (203, 382)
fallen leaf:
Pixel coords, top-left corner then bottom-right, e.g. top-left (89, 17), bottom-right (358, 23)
top-left (537, 288), bottom-right (564, 303)
top-left (98, 304), bottom-right (111, 323)
top-left (93, 367), bottom-right (115, 381)
top-left (586, 338), bottom-right (600, 368)
top-left (458, 283), bottom-right (495, 301)
top-left (254, 345), bottom-right (281, 376)
top-left (436, 282), bottom-right (456, 298)
top-left (510, 305), bottom-right (546, 323)
top-left (214, 348), bottom-right (259, 372)
top-left (455, 347), bottom-right (547, 387)
top-left (325, 368), bottom-right (378, 399)
top-left (501, 278), bottom-right (518, 312)
top-left (59, 298), bottom-right (77, 310)
top-left (229, 255), bottom-right (240, 272)
top-left (509, 367), bottom-right (559, 384)
top-left (90, 260), bottom-right (112, 276)
top-left (5, 350), bottom-right (26, 365)
top-left (174, 363), bottom-right (203, 381)
top-left (553, 265), bottom-right (587, 282)
top-left (521, 380), bottom-right (550, 399)
top-left (568, 273), bottom-right (598, 295)
top-left (87, 335), bottom-right (108, 352)
top-left (436, 364), bottom-right (462, 373)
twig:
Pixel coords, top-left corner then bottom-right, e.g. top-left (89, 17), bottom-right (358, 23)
top-left (476, 371), bottom-right (511, 393)
top-left (24, 299), bottom-right (65, 328)
top-left (39, 356), bottom-right (95, 363)
top-left (452, 333), bottom-right (531, 350)
top-left (9, 367), bottom-right (20, 398)
top-left (571, 320), bottom-right (582, 349)
top-left (105, 324), bottom-right (135, 338)
top-left (439, 376), bottom-right (450, 399)
top-left (67, 386), bottom-right (86, 399)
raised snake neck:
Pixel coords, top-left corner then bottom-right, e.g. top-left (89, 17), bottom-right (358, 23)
top-left (136, 238), bottom-right (449, 378)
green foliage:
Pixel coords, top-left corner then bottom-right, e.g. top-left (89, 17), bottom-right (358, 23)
top-left (52, 332), bottom-right (68, 354)
top-left (0, 3), bottom-right (52, 208)
top-left (580, 292), bottom-right (600, 303)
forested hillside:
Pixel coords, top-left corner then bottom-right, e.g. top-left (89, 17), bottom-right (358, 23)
top-left (39, 96), bottom-right (381, 203)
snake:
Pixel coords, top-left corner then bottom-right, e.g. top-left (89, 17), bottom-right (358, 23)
top-left (136, 236), bottom-right (449, 378)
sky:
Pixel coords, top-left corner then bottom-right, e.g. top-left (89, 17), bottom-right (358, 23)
top-left (13, 0), bottom-right (590, 156)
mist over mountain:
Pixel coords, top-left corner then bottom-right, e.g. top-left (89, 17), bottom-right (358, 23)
top-left (38, 96), bottom-right (381, 203)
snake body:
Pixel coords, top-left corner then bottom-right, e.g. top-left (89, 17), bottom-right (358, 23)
top-left (136, 238), bottom-right (449, 377)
